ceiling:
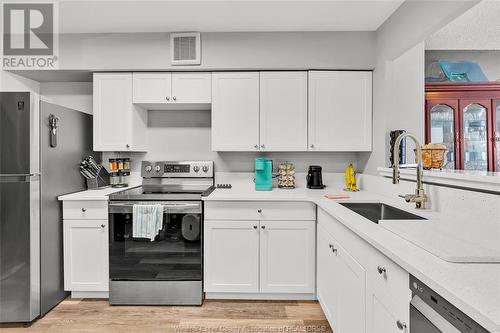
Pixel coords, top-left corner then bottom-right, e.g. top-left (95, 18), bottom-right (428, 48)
top-left (426, 1), bottom-right (500, 50)
top-left (58, 0), bottom-right (405, 33)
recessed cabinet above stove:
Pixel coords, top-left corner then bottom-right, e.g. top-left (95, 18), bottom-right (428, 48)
top-left (133, 72), bottom-right (212, 108)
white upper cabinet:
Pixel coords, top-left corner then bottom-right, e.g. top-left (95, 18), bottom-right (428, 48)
top-left (132, 72), bottom-right (211, 105)
top-left (133, 73), bottom-right (172, 104)
top-left (308, 71), bottom-right (372, 151)
top-left (93, 73), bottom-right (147, 152)
top-left (211, 72), bottom-right (260, 151)
top-left (172, 73), bottom-right (211, 104)
top-left (259, 72), bottom-right (308, 151)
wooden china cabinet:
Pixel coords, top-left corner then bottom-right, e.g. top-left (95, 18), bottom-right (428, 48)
top-left (425, 82), bottom-right (500, 172)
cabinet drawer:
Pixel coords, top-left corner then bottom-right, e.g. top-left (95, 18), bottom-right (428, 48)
top-left (368, 248), bottom-right (409, 300)
top-left (204, 201), bottom-right (316, 221)
top-left (63, 201), bottom-right (108, 220)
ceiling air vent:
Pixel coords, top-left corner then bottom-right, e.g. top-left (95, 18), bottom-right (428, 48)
top-left (170, 32), bottom-right (201, 66)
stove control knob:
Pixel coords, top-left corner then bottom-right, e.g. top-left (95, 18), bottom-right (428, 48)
top-left (202, 165), bottom-right (209, 173)
top-left (193, 166), bottom-right (200, 173)
top-left (145, 165), bottom-right (152, 172)
top-left (154, 165), bottom-right (162, 173)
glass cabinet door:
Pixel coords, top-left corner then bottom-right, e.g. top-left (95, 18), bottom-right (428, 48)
top-left (429, 104), bottom-right (456, 169)
top-left (462, 103), bottom-right (488, 171)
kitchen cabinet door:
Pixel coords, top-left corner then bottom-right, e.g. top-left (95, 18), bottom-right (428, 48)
top-left (259, 220), bottom-right (315, 294)
top-left (308, 71), bottom-right (372, 151)
top-left (317, 226), bottom-right (340, 329)
top-left (132, 72), bottom-right (172, 104)
top-left (172, 73), bottom-right (211, 104)
top-left (366, 275), bottom-right (410, 333)
top-left (259, 72), bottom-right (308, 151)
top-left (211, 72), bottom-right (260, 151)
top-left (204, 220), bottom-right (260, 293)
top-left (93, 73), bottom-right (147, 151)
top-left (334, 237), bottom-right (367, 333)
top-left (63, 220), bottom-right (108, 292)
top-left (317, 225), bottom-right (366, 333)
top-left (425, 100), bottom-right (460, 169)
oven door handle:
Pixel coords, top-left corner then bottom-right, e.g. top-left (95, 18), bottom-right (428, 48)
top-left (411, 295), bottom-right (461, 333)
top-left (108, 202), bottom-right (201, 213)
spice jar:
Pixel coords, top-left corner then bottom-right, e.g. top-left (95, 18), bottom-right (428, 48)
top-left (110, 172), bottom-right (119, 187)
top-left (117, 159), bottom-right (124, 170)
top-left (123, 158), bottom-right (130, 171)
top-left (108, 158), bottom-right (117, 171)
top-left (120, 171), bottom-right (130, 187)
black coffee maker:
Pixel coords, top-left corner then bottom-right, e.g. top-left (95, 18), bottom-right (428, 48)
top-left (306, 165), bottom-right (326, 189)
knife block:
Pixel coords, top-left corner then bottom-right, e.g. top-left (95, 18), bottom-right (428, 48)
top-left (86, 166), bottom-right (110, 190)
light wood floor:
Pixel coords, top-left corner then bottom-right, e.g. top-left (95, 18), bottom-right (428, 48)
top-left (0, 298), bottom-right (332, 333)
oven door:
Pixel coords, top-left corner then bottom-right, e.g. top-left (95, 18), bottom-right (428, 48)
top-left (410, 296), bottom-right (461, 333)
top-left (108, 201), bottom-right (203, 283)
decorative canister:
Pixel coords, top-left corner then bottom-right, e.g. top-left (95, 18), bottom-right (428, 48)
top-left (277, 162), bottom-right (296, 189)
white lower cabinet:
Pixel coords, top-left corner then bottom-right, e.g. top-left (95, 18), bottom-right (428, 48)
top-left (366, 275), bottom-right (410, 333)
top-left (260, 220), bottom-right (315, 293)
top-left (317, 225), bottom-right (366, 333)
top-left (204, 220), bottom-right (260, 293)
top-left (317, 208), bottom-right (410, 333)
top-left (63, 219), bottom-right (109, 292)
top-left (204, 201), bottom-right (316, 297)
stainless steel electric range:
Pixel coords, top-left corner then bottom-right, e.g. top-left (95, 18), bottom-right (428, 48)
top-left (108, 161), bottom-right (214, 305)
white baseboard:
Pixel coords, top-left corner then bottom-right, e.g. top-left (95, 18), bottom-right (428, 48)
top-left (71, 291), bottom-right (109, 299)
top-left (205, 292), bottom-right (317, 300)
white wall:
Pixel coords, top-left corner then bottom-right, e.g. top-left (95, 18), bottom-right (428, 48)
top-left (40, 82), bottom-right (93, 114)
top-left (360, 0), bottom-right (480, 175)
top-left (58, 31), bottom-right (376, 71)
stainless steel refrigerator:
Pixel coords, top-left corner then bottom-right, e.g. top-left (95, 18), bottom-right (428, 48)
top-left (0, 92), bottom-right (94, 323)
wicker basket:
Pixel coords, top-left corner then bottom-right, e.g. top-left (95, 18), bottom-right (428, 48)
top-left (414, 145), bottom-right (448, 170)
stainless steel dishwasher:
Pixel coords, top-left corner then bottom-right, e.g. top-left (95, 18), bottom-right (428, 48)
top-left (410, 275), bottom-right (489, 333)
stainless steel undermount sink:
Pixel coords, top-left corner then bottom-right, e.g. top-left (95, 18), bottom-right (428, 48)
top-left (338, 202), bottom-right (426, 224)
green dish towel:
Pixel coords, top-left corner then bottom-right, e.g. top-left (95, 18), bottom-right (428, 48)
top-left (132, 204), bottom-right (164, 241)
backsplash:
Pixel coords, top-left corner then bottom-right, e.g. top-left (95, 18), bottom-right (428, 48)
top-left (102, 109), bottom-right (362, 177)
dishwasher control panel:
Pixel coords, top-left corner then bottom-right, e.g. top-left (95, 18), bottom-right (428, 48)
top-left (410, 276), bottom-right (489, 333)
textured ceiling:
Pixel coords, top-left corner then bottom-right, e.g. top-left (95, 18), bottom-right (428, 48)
top-left (426, 1), bottom-right (500, 50)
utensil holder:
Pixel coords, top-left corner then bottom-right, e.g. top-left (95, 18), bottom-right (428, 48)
top-left (86, 166), bottom-right (110, 190)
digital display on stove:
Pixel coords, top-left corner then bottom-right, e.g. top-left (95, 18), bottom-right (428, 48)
top-left (165, 164), bottom-right (190, 173)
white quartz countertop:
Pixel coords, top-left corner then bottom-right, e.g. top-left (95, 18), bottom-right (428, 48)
top-left (203, 181), bottom-right (500, 333)
top-left (58, 184), bottom-right (140, 201)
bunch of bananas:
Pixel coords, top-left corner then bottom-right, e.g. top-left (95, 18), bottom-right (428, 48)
top-left (344, 162), bottom-right (358, 192)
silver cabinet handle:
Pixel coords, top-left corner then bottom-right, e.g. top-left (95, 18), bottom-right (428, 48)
top-left (260, 144), bottom-right (265, 149)
top-left (101, 224), bottom-right (105, 228)
top-left (253, 225), bottom-right (258, 229)
top-left (396, 320), bottom-right (407, 330)
top-left (310, 144), bottom-right (314, 148)
top-left (172, 96), bottom-right (176, 101)
top-left (261, 225), bottom-right (266, 229)
top-left (126, 144), bottom-right (130, 149)
top-left (377, 266), bottom-right (387, 275)
top-left (254, 144), bottom-right (259, 149)
top-left (166, 96), bottom-right (170, 101)
top-left (257, 209), bottom-right (262, 213)
top-left (81, 208), bottom-right (87, 212)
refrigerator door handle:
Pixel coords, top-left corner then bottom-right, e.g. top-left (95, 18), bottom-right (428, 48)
top-left (0, 174), bottom-right (40, 182)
